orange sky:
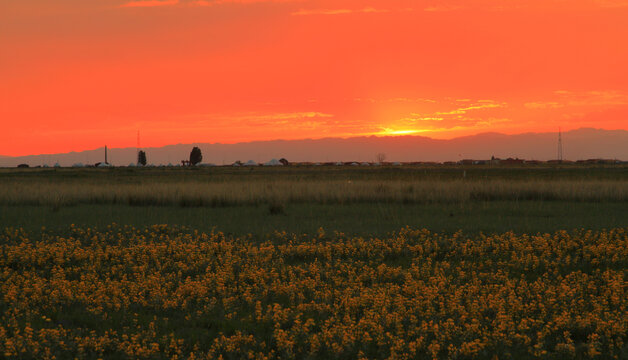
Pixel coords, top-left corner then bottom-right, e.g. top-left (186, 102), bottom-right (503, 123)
top-left (1, 0), bottom-right (627, 156)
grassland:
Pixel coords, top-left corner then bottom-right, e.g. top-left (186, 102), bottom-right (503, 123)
top-left (0, 164), bottom-right (626, 235)
top-left (1, 165), bottom-right (627, 358)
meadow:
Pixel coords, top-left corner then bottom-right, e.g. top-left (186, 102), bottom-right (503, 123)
top-left (0, 164), bottom-right (627, 235)
top-left (0, 164), bottom-right (626, 359)
top-left (1, 225), bottom-right (626, 359)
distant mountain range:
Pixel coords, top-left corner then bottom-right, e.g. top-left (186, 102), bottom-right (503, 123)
top-left (1, 128), bottom-right (627, 167)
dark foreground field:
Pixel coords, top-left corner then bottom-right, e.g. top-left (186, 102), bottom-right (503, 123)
top-left (3, 201), bottom-right (628, 237)
top-left (0, 164), bottom-right (626, 236)
top-left (1, 225), bottom-right (626, 359)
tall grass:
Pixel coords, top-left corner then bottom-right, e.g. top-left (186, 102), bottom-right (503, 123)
top-left (1, 179), bottom-right (626, 207)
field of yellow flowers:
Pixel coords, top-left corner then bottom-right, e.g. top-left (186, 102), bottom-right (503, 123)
top-left (1, 225), bottom-right (626, 359)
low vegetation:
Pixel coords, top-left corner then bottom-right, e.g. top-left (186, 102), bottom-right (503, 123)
top-left (0, 165), bottom-right (626, 358)
top-left (1, 179), bottom-right (627, 207)
top-left (1, 165), bottom-right (626, 235)
top-left (0, 166), bottom-right (626, 208)
top-left (1, 225), bottom-right (626, 359)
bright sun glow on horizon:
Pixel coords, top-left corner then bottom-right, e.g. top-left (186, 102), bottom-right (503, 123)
top-left (375, 129), bottom-right (431, 136)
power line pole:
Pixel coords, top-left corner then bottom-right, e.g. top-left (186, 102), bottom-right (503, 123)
top-left (137, 130), bottom-right (142, 165)
top-left (557, 127), bottom-right (563, 162)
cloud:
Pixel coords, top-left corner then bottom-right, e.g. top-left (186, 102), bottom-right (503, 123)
top-left (423, 5), bottom-right (464, 12)
top-left (406, 116), bottom-right (446, 122)
top-left (235, 112), bottom-right (336, 131)
top-left (240, 112), bottom-right (333, 122)
top-left (120, 0), bottom-right (300, 8)
top-left (436, 103), bottom-right (505, 115)
top-left (348, 96), bottom-right (510, 137)
top-left (185, 111), bottom-right (334, 129)
top-left (353, 97), bottom-right (437, 103)
top-left (120, 0), bottom-right (628, 11)
top-left (120, 0), bottom-right (179, 7)
top-left (369, 116), bottom-right (513, 137)
top-left (524, 102), bottom-right (563, 109)
top-left (374, 128), bottom-right (431, 136)
top-left (422, 0), bottom-right (628, 12)
top-left (525, 90), bottom-right (628, 109)
top-left (211, 0), bottom-right (304, 3)
top-left (292, 7), bottom-right (391, 16)
top-left (382, 99), bottom-right (509, 135)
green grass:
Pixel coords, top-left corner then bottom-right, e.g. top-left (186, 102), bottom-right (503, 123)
top-left (1, 165), bottom-right (626, 236)
top-left (2, 201), bottom-right (626, 236)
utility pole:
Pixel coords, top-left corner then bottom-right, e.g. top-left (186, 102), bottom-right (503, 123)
top-left (557, 128), bottom-right (563, 162)
top-left (105, 145), bottom-right (108, 164)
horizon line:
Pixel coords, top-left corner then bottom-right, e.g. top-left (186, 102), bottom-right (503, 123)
top-left (1, 127), bottom-right (623, 158)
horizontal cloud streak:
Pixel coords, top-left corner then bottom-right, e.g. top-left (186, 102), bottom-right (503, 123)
top-left (525, 90), bottom-right (628, 109)
top-left (120, 0), bottom-right (303, 8)
top-left (118, 0), bottom-right (628, 11)
top-left (292, 7), bottom-right (392, 16)
top-left (120, 0), bottom-right (179, 7)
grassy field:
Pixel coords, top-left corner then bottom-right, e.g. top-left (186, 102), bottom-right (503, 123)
top-left (0, 165), bottom-right (626, 235)
top-left (1, 165), bottom-right (627, 358)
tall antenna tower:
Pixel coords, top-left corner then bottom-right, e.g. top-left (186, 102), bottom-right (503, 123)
top-left (137, 130), bottom-right (141, 164)
top-left (557, 127), bottom-right (563, 162)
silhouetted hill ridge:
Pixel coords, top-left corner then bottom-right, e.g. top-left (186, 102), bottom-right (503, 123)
top-left (1, 128), bottom-right (626, 166)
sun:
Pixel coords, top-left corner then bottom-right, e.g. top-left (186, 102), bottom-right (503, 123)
top-left (375, 128), bottom-right (430, 136)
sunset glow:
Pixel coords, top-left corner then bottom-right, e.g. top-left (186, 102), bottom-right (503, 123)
top-left (376, 129), bottom-right (430, 136)
top-left (2, 0), bottom-right (628, 156)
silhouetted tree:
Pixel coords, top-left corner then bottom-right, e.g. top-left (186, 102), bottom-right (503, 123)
top-left (137, 150), bottom-right (147, 166)
top-left (376, 153), bottom-right (387, 163)
top-left (190, 147), bottom-right (202, 166)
